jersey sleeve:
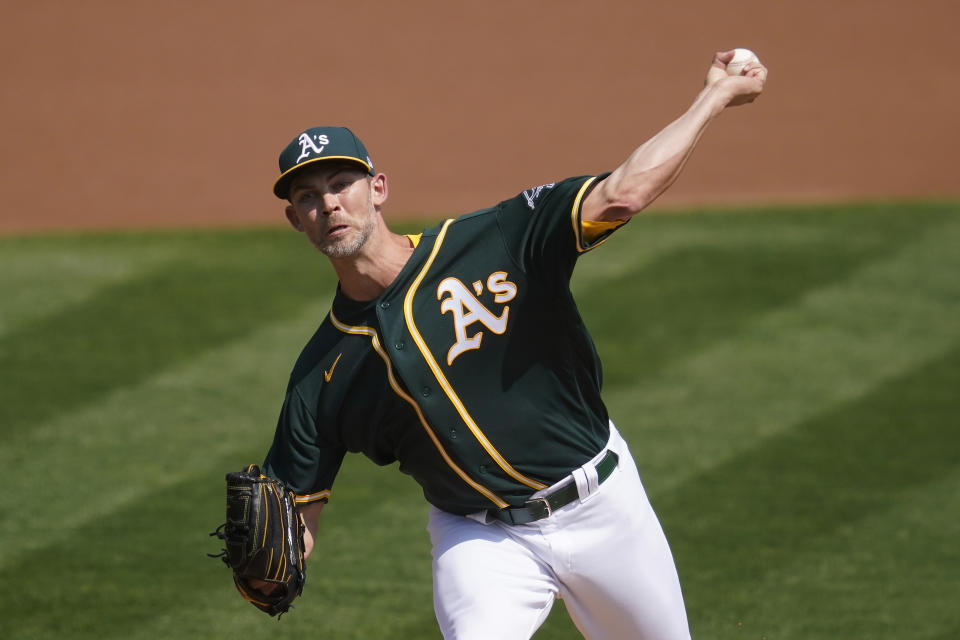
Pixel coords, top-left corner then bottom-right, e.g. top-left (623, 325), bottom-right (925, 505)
top-left (496, 173), bottom-right (625, 288)
top-left (262, 387), bottom-right (346, 504)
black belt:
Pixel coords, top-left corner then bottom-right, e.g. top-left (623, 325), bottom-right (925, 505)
top-left (489, 450), bottom-right (619, 525)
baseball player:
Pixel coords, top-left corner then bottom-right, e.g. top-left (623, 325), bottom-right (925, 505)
top-left (251, 51), bottom-right (766, 638)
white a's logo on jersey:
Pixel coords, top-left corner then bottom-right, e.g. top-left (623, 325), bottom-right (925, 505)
top-left (297, 132), bottom-right (330, 162)
top-left (437, 272), bottom-right (518, 365)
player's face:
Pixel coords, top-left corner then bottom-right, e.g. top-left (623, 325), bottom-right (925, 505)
top-left (285, 164), bottom-right (386, 258)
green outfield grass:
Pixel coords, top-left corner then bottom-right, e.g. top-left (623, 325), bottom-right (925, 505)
top-left (2, 201), bottom-right (958, 639)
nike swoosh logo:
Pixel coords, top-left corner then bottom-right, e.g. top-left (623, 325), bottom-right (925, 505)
top-left (323, 352), bottom-right (343, 383)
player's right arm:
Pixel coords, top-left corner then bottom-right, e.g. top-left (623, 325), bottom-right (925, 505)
top-left (582, 50), bottom-right (767, 223)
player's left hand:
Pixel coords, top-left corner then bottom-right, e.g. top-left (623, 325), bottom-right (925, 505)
top-left (705, 50), bottom-right (768, 107)
top-left (208, 464), bottom-right (306, 617)
top-left (247, 578), bottom-right (280, 595)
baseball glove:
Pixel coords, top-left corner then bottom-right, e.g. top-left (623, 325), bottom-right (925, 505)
top-left (209, 464), bottom-right (306, 617)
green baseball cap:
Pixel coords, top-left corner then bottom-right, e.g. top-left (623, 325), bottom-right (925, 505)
top-left (273, 126), bottom-right (374, 199)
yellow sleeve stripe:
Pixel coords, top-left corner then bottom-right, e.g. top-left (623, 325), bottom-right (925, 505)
top-left (581, 218), bottom-right (627, 243)
top-left (329, 308), bottom-right (510, 508)
top-left (295, 490), bottom-right (331, 504)
top-left (403, 220), bottom-right (548, 492)
top-left (569, 176), bottom-right (625, 253)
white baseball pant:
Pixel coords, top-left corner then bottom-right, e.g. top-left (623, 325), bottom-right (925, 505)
top-left (427, 423), bottom-right (690, 640)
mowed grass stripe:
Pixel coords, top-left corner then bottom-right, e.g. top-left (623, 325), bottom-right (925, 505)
top-left (664, 342), bottom-right (960, 638)
top-left (572, 202), bottom-right (943, 291)
top-left (602, 209), bottom-right (960, 491)
top-left (578, 202), bottom-right (953, 390)
top-left (0, 299), bottom-right (329, 567)
top-left (0, 233), bottom-right (181, 335)
top-left (0, 228), bottom-right (326, 438)
top-left (734, 466), bottom-right (960, 639)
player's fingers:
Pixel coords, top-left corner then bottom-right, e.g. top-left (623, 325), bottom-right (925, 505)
top-left (706, 50), bottom-right (735, 86)
top-left (715, 49), bottom-right (736, 64)
top-left (747, 67), bottom-right (768, 90)
top-left (721, 73), bottom-right (764, 106)
top-left (744, 62), bottom-right (768, 79)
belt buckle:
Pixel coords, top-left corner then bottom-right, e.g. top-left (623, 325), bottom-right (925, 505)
top-left (527, 496), bottom-right (552, 519)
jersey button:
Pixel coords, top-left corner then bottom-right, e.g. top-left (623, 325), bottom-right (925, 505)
top-left (395, 341), bottom-right (404, 350)
top-left (380, 301), bottom-right (390, 309)
top-left (478, 465), bottom-right (488, 474)
top-left (421, 386), bottom-right (431, 397)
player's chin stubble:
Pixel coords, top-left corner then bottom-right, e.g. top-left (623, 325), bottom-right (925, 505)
top-left (320, 234), bottom-right (365, 258)
top-left (318, 217), bottom-right (376, 259)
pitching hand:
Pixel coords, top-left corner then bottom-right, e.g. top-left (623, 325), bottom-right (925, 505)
top-left (705, 50), bottom-right (768, 107)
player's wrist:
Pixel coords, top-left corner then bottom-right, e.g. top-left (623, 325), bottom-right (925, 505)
top-left (710, 76), bottom-right (754, 111)
top-left (691, 83), bottom-right (731, 121)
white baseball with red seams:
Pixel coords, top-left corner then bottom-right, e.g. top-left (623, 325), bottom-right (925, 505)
top-left (727, 48), bottom-right (760, 76)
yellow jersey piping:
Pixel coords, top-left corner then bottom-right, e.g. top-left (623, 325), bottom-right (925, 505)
top-left (329, 308), bottom-right (509, 508)
top-left (402, 219), bottom-right (548, 491)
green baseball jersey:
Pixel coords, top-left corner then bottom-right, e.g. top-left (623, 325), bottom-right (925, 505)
top-left (262, 174), bottom-right (626, 515)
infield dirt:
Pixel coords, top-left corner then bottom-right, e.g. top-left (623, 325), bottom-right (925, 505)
top-left (2, 1), bottom-right (957, 233)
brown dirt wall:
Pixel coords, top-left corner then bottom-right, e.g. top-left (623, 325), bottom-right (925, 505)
top-left (1, 1), bottom-right (957, 234)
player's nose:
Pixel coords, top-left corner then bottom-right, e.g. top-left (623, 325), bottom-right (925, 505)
top-left (320, 192), bottom-right (340, 215)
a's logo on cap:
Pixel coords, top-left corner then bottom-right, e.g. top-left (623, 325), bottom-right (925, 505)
top-left (296, 132), bottom-right (331, 163)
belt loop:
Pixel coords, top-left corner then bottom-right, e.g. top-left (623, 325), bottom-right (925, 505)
top-left (571, 467), bottom-right (589, 502)
top-left (573, 456), bottom-right (602, 504)
top-left (586, 457), bottom-right (601, 495)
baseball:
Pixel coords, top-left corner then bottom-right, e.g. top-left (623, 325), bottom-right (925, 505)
top-left (726, 48), bottom-right (760, 76)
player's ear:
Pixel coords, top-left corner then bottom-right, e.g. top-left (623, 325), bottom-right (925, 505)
top-left (284, 205), bottom-right (304, 232)
top-left (370, 173), bottom-right (388, 208)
